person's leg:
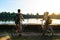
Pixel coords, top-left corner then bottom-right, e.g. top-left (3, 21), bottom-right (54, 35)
top-left (48, 25), bottom-right (54, 36)
top-left (17, 22), bottom-right (23, 36)
top-left (16, 24), bottom-right (22, 36)
top-left (42, 25), bottom-right (47, 36)
top-left (42, 29), bottom-right (46, 36)
top-left (15, 24), bottom-right (19, 32)
top-left (19, 22), bottom-right (22, 32)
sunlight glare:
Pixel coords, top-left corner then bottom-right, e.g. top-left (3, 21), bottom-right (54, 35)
top-left (22, 0), bottom-right (60, 15)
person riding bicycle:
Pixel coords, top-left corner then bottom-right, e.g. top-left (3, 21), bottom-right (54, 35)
top-left (42, 12), bottom-right (54, 36)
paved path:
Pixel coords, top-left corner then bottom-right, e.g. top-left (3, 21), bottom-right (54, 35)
top-left (9, 32), bottom-right (60, 37)
top-left (0, 32), bottom-right (60, 37)
top-left (0, 32), bottom-right (60, 40)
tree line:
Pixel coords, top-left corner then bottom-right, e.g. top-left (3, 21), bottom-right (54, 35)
top-left (0, 12), bottom-right (43, 21)
top-left (0, 12), bottom-right (60, 21)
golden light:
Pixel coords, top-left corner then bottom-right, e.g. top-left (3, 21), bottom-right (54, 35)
top-left (22, 0), bottom-right (60, 15)
top-left (0, 35), bottom-right (10, 40)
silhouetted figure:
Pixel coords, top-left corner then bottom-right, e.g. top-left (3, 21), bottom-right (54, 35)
top-left (15, 9), bottom-right (24, 36)
top-left (42, 12), bottom-right (54, 36)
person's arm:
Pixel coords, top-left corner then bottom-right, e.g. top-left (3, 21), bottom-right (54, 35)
top-left (22, 15), bottom-right (24, 21)
top-left (43, 16), bottom-right (45, 20)
top-left (20, 13), bottom-right (24, 21)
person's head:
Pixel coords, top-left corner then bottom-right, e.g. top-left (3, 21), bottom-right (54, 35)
top-left (18, 9), bottom-right (21, 13)
top-left (44, 12), bottom-right (49, 16)
top-left (46, 12), bottom-right (49, 15)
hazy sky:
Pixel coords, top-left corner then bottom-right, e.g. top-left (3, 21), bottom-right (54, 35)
top-left (0, 0), bottom-right (60, 15)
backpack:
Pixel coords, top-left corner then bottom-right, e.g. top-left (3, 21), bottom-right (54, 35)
top-left (45, 16), bottom-right (52, 24)
top-left (47, 17), bottom-right (52, 24)
top-left (15, 14), bottom-right (20, 24)
top-left (48, 19), bottom-right (52, 24)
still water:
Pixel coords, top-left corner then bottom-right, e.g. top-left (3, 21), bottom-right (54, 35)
top-left (0, 18), bottom-right (60, 25)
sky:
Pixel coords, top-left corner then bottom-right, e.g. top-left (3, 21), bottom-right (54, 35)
top-left (0, 0), bottom-right (60, 15)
